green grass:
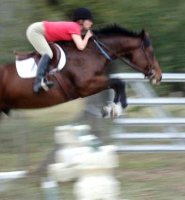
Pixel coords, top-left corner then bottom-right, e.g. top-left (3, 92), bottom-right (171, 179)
top-left (1, 154), bottom-right (185, 200)
top-left (120, 154), bottom-right (185, 200)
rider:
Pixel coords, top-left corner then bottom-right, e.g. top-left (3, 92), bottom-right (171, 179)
top-left (26, 7), bottom-right (93, 93)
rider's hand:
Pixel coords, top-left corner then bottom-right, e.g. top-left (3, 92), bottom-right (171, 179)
top-left (72, 30), bottom-right (93, 50)
top-left (86, 30), bottom-right (93, 39)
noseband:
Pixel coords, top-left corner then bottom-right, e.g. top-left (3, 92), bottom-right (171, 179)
top-left (92, 35), bottom-right (154, 78)
top-left (140, 40), bottom-right (155, 78)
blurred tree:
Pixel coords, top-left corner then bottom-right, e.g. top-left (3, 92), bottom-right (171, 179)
top-left (47, 0), bottom-right (59, 6)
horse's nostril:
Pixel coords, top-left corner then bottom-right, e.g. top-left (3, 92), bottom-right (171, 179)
top-left (148, 69), bottom-right (156, 79)
top-left (149, 72), bottom-right (155, 79)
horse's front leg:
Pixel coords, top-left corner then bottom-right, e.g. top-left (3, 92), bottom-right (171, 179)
top-left (110, 78), bottom-right (127, 108)
top-left (102, 78), bottom-right (128, 118)
top-left (78, 76), bottom-right (127, 118)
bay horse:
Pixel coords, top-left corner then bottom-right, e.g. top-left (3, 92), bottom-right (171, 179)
top-left (0, 24), bottom-right (162, 118)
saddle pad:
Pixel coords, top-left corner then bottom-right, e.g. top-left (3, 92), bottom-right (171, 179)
top-left (16, 44), bottom-right (66, 78)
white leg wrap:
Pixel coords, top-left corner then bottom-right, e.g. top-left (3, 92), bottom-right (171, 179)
top-left (102, 102), bottom-right (123, 118)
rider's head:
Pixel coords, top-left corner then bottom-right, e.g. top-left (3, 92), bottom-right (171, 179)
top-left (72, 8), bottom-right (93, 30)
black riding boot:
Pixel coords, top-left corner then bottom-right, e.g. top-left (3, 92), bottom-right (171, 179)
top-left (33, 54), bottom-right (54, 93)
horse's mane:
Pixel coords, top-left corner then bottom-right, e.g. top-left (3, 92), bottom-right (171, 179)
top-left (93, 24), bottom-right (141, 38)
top-left (56, 24), bottom-right (143, 48)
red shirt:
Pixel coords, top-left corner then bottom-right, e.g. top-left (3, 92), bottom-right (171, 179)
top-left (43, 21), bottom-right (81, 42)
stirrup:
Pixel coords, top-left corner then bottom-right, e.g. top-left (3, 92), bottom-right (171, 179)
top-left (41, 78), bottom-right (54, 91)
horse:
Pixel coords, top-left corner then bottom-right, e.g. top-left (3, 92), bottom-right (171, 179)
top-left (0, 24), bottom-right (162, 118)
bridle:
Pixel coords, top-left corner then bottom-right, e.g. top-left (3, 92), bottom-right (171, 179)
top-left (92, 34), bottom-right (155, 78)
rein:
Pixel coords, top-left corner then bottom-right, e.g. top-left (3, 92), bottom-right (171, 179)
top-left (93, 38), bottom-right (112, 61)
top-left (92, 34), bottom-right (151, 76)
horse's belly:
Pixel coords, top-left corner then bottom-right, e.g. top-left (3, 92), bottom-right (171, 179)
top-left (4, 90), bottom-right (67, 109)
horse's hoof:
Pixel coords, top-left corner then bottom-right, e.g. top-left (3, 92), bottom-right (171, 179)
top-left (111, 102), bottom-right (123, 118)
top-left (102, 102), bottom-right (124, 119)
top-left (101, 106), bottom-right (111, 118)
top-left (101, 107), bottom-right (108, 118)
top-left (110, 108), bottom-right (117, 119)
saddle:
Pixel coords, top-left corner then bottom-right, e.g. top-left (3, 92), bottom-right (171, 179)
top-left (15, 43), bottom-right (61, 70)
top-left (15, 43), bottom-right (66, 78)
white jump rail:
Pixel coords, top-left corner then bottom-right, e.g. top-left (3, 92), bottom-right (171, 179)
top-left (110, 73), bottom-right (185, 82)
top-left (0, 171), bottom-right (27, 181)
top-left (112, 133), bottom-right (185, 140)
top-left (127, 98), bottom-right (185, 105)
top-left (114, 118), bottom-right (185, 126)
top-left (116, 145), bottom-right (185, 152)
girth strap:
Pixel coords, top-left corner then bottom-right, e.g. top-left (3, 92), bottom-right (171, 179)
top-left (52, 73), bottom-right (71, 101)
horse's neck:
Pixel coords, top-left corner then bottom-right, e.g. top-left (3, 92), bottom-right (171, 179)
top-left (102, 36), bottom-right (141, 54)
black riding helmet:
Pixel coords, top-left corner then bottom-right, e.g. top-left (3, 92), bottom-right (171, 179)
top-left (72, 8), bottom-right (93, 22)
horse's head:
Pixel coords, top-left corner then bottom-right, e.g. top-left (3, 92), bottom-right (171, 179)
top-left (93, 25), bottom-right (162, 84)
top-left (124, 30), bottom-right (162, 85)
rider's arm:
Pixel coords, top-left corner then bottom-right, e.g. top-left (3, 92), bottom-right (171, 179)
top-left (71, 30), bottom-right (93, 51)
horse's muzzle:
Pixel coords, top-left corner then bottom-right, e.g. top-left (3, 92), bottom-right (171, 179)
top-left (150, 75), bottom-right (162, 85)
top-left (147, 69), bottom-right (162, 85)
